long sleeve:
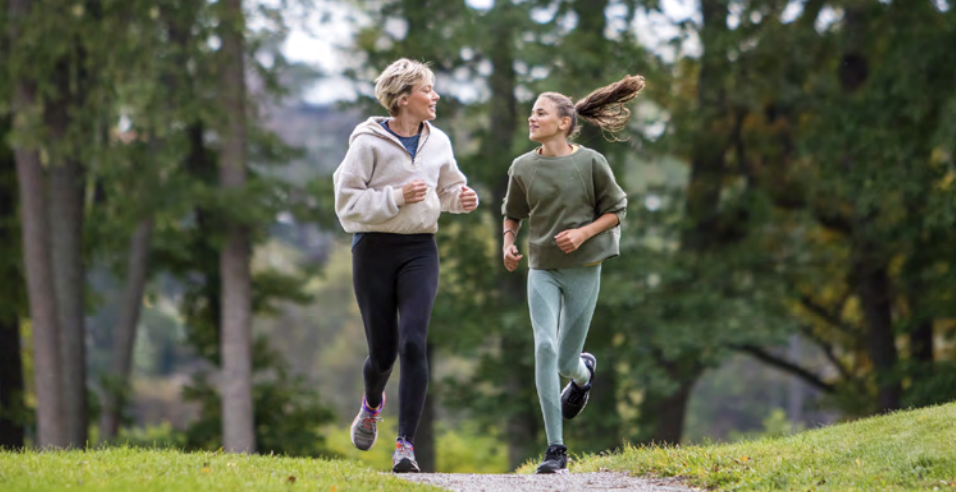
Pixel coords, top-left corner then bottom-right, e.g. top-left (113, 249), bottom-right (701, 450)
top-left (592, 154), bottom-right (627, 224)
top-left (501, 162), bottom-right (530, 221)
top-left (437, 153), bottom-right (470, 213)
top-left (333, 137), bottom-right (405, 225)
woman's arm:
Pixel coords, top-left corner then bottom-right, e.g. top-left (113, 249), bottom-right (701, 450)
top-left (554, 213), bottom-right (619, 254)
top-left (333, 140), bottom-right (405, 225)
top-left (502, 218), bottom-right (523, 272)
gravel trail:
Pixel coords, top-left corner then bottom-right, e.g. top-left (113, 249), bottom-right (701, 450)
top-left (395, 472), bottom-right (696, 492)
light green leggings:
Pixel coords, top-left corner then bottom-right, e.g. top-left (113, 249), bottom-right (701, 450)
top-left (527, 264), bottom-right (602, 446)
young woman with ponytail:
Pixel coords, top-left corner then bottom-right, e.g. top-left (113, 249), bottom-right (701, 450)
top-left (500, 75), bottom-right (645, 474)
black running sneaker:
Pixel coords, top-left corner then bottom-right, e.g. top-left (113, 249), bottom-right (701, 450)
top-left (535, 444), bottom-right (569, 474)
top-left (561, 352), bottom-right (596, 419)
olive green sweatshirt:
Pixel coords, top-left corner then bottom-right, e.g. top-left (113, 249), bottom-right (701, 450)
top-left (501, 146), bottom-right (627, 270)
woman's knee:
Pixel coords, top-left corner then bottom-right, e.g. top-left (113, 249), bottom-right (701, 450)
top-left (399, 335), bottom-right (427, 361)
top-left (534, 338), bottom-right (557, 360)
top-left (366, 353), bottom-right (397, 375)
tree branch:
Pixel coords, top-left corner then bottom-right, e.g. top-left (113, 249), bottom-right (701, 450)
top-left (799, 294), bottom-right (859, 336)
top-left (796, 325), bottom-right (854, 381)
top-left (733, 343), bottom-right (835, 393)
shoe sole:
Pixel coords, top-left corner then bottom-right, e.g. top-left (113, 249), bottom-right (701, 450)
top-left (350, 436), bottom-right (375, 451)
top-left (563, 353), bottom-right (597, 419)
top-left (561, 388), bottom-right (588, 420)
top-left (392, 459), bottom-right (421, 473)
top-left (535, 468), bottom-right (569, 474)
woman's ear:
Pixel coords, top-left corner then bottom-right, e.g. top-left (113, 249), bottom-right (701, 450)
top-left (560, 116), bottom-right (571, 131)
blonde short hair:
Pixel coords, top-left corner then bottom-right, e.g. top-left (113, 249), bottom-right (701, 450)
top-left (373, 58), bottom-right (435, 116)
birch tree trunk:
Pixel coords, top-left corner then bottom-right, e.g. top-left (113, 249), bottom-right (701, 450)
top-left (8, 0), bottom-right (67, 449)
top-left (217, 0), bottom-right (255, 454)
top-left (46, 77), bottom-right (89, 447)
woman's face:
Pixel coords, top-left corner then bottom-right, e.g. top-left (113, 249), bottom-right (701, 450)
top-left (528, 97), bottom-right (569, 143)
top-left (398, 78), bottom-right (440, 121)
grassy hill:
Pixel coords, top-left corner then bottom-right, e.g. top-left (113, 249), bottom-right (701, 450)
top-left (0, 446), bottom-right (441, 492)
top-left (2, 402), bottom-right (954, 491)
top-left (565, 401), bottom-right (956, 491)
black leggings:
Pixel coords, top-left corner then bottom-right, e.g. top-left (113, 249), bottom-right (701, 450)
top-left (352, 233), bottom-right (439, 443)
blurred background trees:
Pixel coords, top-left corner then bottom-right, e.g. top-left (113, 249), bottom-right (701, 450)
top-left (2, 0), bottom-right (956, 472)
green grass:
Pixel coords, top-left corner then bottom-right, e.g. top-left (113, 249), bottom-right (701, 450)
top-left (5, 402), bottom-right (956, 491)
top-left (567, 401), bottom-right (956, 491)
top-left (0, 446), bottom-right (442, 492)
top-left (324, 421), bottom-right (508, 473)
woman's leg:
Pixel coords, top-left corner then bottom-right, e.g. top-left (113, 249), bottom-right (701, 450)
top-left (352, 234), bottom-right (399, 408)
top-left (528, 268), bottom-right (565, 446)
top-left (394, 235), bottom-right (440, 443)
top-left (556, 265), bottom-right (602, 383)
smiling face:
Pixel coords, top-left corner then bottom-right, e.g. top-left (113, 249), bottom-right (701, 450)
top-left (399, 78), bottom-right (440, 121)
top-left (528, 96), bottom-right (571, 144)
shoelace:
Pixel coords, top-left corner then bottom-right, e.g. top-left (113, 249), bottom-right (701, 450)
top-left (359, 414), bottom-right (383, 430)
top-left (394, 442), bottom-right (415, 458)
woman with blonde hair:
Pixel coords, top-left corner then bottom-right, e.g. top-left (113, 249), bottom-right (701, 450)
top-left (333, 58), bottom-right (478, 473)
top-left (501, 75), bottom-right (645, 474)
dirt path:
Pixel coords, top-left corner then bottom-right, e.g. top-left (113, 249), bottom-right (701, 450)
top-left (396, 472), bottom-right (696, 492)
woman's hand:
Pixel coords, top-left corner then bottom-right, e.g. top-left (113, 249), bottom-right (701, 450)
top-left (459, 186), bottom-right (478, 211)
top-left (555, 228), bottom-right (589, 253)
top-left (402, 179), bottom-right (428, 204)
top-left (503, 244), bottom-right (523, 272)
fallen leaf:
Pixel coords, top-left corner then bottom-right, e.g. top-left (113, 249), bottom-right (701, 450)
top-left (740, 456), bottom-right (750, 463)
top-left (287, 476), bottom-right (296, 483)
top-left (201, 467), bottom-right (211, 474)
top-left (330, 486), bottom-right (337, 492)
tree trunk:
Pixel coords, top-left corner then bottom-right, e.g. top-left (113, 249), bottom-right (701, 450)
top-left (9, 0), bottom-right (67, 448)
top-left (503, 335), bottom-right (539, 470)
top-left (637, 0), bottom-right (729, 446)
top-left (98, 218), bottom-right (154, 441)
top-left (635, 351), bottom-right (702, 445)
top-left (647, 379), bottom-right (695, 445)
top-left (217, 0), bottom-right (255, 454)
top-left (905, 253), bottom-right (934, 369)
top-left (46, 73), bottom-right (89, 446)
top-left (11, 91), bottom-right (67, 448)
top-left (909, 319), bottom-right (934, 365)
top-left (0, 117), bottom-right (26, 450)
top-left (0, 315), bottom-right (26, 450)
top-left (417, 343), bottom-right (436, 472)
top-left (853, 247), bottom-right (901, 412)
top-left (837, 6), bottom-right (899, 413)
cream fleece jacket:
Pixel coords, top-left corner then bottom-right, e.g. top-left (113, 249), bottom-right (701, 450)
top-left (333, 117), bottom-right (475, 234)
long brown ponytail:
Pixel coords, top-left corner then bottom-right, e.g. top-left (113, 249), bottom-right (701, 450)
top-left (539, 75), bottom-right (645, 140)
